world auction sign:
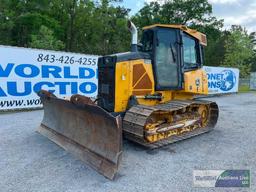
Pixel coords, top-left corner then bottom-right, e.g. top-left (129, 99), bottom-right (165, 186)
top-left (0, 46), bottom-right (98, 110)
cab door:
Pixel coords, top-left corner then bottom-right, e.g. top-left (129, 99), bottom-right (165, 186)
top-left (154, 28), bottom-right (182, 90)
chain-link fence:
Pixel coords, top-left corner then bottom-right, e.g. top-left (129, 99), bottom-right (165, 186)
top-left (239, 78), bottom-right (250, 86)
top-left (250, 72), bottom-right (256, 90)
top-left (239, 72), bottom-right (256, 90)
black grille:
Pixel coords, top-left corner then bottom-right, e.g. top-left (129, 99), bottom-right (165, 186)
top-left (97, 56), bottom-right (116, 112)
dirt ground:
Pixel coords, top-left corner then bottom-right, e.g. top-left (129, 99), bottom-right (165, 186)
top-left (0, 93), bottom-right (255, 192)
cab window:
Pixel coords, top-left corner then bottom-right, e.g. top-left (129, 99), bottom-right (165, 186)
top-left (183, 34), bottom-right (200, 69)
top-left (154, 28), bottom-right (179, 88)
top-left (140, 30), bottom-right (154, 53)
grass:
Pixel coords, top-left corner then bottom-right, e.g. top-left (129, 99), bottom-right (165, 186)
top-left (239, 85), bottom-right (256, 93)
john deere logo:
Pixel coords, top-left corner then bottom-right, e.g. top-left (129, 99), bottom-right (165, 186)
top-left (195, 79), bottom-right (200, 86)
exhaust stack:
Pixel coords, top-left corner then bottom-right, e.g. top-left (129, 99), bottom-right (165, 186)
top-left (127, 20), bottom-right (138, 52)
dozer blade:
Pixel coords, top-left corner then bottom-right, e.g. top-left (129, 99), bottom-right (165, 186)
top-left (37, 90), bottom-right (122, 180)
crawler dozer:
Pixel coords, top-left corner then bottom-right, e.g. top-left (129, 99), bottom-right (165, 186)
top-left (37, 21), bottom-right (219, 179)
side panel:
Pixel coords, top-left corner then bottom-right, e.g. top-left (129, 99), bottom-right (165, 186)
top-left (182, 69), bottom-right (208, 94)
top-left (114, 60), bottom-right (131, 112)
top-left (115, 59), bottom-right (157, 112)
top-left (114, 59), bottom-right (174, 112)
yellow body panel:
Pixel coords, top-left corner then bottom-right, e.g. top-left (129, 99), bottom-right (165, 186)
top-left (114, 61), bottom-right (131, 112)
top-left (114, 59), bottom-right (208, 112)
top-left (182, 69), bottom-right (208, 94)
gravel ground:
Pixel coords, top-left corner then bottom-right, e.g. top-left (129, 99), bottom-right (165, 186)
top-left (0, 93), bottom-right (255, 192)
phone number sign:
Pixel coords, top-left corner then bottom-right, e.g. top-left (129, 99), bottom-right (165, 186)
top-left (0, 45), bottom-right (99, 110)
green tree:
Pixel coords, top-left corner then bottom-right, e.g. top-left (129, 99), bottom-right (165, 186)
top-left (13, 13), bottom-right (63, 47)
top-left (132, 0), bottom-right (224, 67)
top-left (87, 0), bottom-right (130, 55)
top-left (132, 0), bottom-right (218, 27)
top-left (222, 26), bottom-right (254, 77)
top-left (191, 17), bottom-right (224, 66)
top-left (47, 0), bottom-right (130, 54)
top-left (0, 0), bottom-right (63, 47)
top-left (29, 25), bottom-right (64, 50)
top-left (0, 0), bottom-right (254, 70)
top-left (249, 32), bottom-right (256, 72)
top-left (0, 0), bottom-right (17, 45)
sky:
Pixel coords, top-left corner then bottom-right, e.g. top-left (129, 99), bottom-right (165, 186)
top-left (119, 0), bottom-right (256, 33)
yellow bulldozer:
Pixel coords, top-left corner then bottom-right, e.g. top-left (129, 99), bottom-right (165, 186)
top-left (37, 21), bottom-right (219, 180)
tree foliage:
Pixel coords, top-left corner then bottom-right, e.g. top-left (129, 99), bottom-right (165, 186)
top-left (0, 0), bottom-right (255, 75)
top-left (132, 0), bottom-right (213, 26)
top-left (29, 25), bottom-right (65, 50)
top-left (222, 26), bottom-right (254, 77)
top-left (249, 32), bottom-right (256, 72)
top-left (132, 0), bottom-right (225, 67)
top-left (0, 0), bottom-right (130, 54)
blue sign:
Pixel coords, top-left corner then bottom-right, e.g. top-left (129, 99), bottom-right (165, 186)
top-left (204, 66), bottom-right (239, 94)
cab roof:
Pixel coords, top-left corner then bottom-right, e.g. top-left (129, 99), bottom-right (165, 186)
top-left (143, 24), bottom-right (207, 46)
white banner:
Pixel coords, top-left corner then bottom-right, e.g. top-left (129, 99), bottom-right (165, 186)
top-left (203, 66), bottom-right (239, 94)
top-left (193, 170), bottom-right (250, 188)
top-left (0, 46), bottom-right (98, 110)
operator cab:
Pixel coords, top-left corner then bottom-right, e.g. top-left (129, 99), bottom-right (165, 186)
top-left (140, 25), bottom-right (206, 91)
